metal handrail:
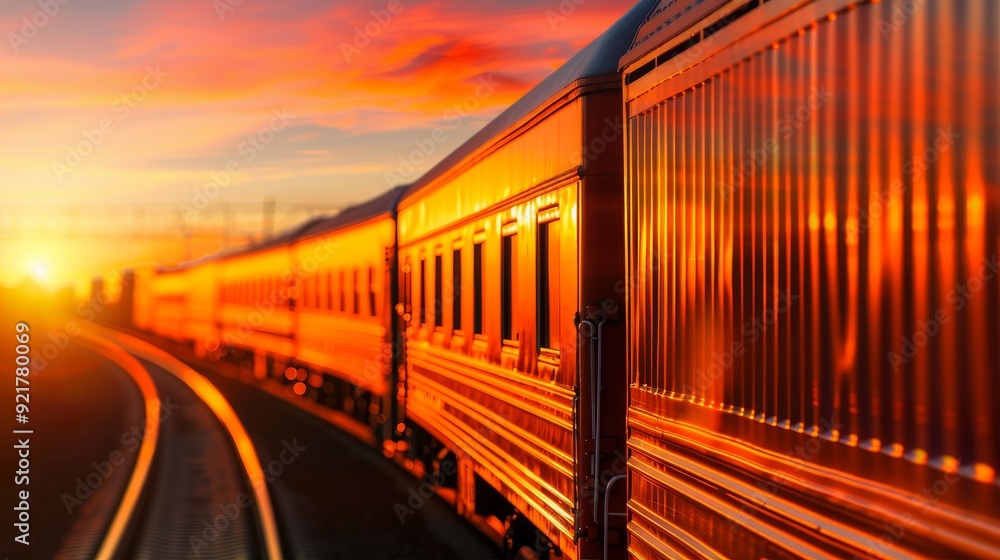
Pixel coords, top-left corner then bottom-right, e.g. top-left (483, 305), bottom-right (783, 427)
top-left (603, 473), bottom-right (627, 560)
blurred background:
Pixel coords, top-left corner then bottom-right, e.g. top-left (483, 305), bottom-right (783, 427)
top-left (0, 0), bottom-right (636, 296)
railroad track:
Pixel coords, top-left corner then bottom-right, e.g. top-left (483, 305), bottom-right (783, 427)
top-left (77, 326), bottom-right (283, 560)
top-left (114, 326), bottom-right (507, 560)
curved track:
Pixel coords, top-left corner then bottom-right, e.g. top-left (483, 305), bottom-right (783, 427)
top-left (77, 326), bottom-right (282, 560)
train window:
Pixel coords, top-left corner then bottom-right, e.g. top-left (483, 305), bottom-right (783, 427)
top-left (419, 258), bottom-right (427, 325)
top-left (501, 232), bottom-right (515, 341)
top-left (368, 267), bottom-right (377, 317)
top-left (452, 248), bottom-right (462, 331)
top-left (327, 272), bottom-right (333, 310)
top-left (537, 221), bottom-right (551, 349)
top-left (473, 242), bottom-right (483, 335)
top-left (339, 270), bottom-right (346, 312)
top-left (434, 254), bottom-right (443, 327)
top-left (352, 269), bottom-right (360, 314)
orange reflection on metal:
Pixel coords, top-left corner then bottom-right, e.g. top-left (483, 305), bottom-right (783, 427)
top-left (624, 3), bottom-right (1000, 555)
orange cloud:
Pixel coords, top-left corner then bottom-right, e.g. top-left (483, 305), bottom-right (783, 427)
top-left (0, 0), bottom-right (637, 286)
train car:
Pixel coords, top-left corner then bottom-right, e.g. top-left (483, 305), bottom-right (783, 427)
top-left (394, 2), bottom-right (654, 557)
top-left (147, 264), bottom-right (192, 342)
top-left (291, 186), bottom-right (407, 440)
top-left (620, 0), bottom-right (1000, 557)
top-left (215, 230), bottom-right (298, 366)
top-left (186, 256), bottom-right (219, 355)
top-left (130, 264), bottom-right (156, 332)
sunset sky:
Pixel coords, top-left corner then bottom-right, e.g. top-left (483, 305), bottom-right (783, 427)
top-left (0, 0), bottom-right (636, 291)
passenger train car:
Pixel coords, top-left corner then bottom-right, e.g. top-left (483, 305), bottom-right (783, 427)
top-left (391, 3), bottom-right (661, 555)
top-left (115, 0), bottom-right (1000, 558)
top-left (620, 0), bottom-right (1000, 558)
top-left (289, 186), bottom-right (406, 440)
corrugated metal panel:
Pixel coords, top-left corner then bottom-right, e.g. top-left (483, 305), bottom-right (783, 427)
top-left (626, 0), bottom-right (1000, 554)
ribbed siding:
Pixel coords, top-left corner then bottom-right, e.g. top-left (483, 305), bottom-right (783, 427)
top-left (627, 0), bottom-right (999, 480)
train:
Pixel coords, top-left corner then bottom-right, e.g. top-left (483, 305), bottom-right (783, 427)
top-left (107, 0), bottom-right (1000, 558)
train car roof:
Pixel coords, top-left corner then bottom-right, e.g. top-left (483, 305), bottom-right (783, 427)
top-left (293, 185), bottom-right (408, 243)
top-left (160, 186), bottom-right (409, 271)
top-left (618, 0), bottom-right (729, 70)
top-left (397, 0), bottom-right (655, 202)
top-left (219, 187), bottom-right (407, 258)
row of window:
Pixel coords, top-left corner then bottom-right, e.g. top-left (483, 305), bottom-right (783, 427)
top-left (411, 216), bottom-right (561, 352)
top-left (221, 268), bottom-right (379, 318)
top-left (222, 277), bottom-right (285, 306)
top-left (298, 268), bottom-right (378, 317)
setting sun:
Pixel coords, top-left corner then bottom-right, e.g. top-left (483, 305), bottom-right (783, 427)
top-left (30, 261), bottom-right (48, 282)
